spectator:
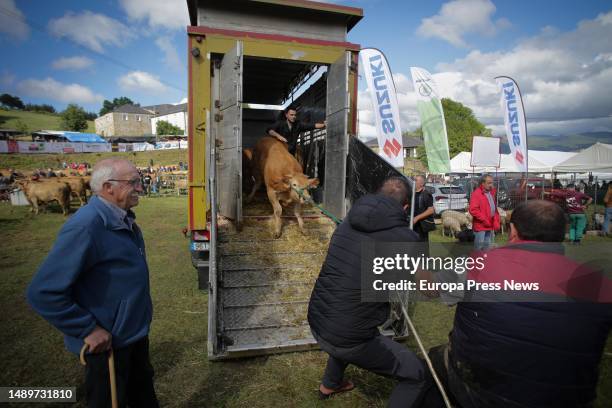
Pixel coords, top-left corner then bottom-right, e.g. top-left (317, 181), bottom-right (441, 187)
top-left (26, 158), bottom-right (158, 407)
top-left (143, 173), bottom-right (152, 196)
top-left (548, 183), bottom-right (592, 244)
top-left (307, 177), bottom-right (432, 406)
top-left (47, 168), bottom-right (57, 177)
top-left (603, 184), bottom-right (612, 236)
top-left (412, 175), bottom-right (435, 242)
top-left (469, 174), bottom-right (500, 250)
top-left (427, 200), bottom-right (612, 407)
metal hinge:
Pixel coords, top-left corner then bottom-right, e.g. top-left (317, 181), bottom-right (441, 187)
top-left (214, 100), bottom-right (221, 108)
top-left (214, 113), bottom-right (223, 122)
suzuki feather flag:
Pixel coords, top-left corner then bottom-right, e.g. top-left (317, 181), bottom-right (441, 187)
top-left (360, 48), bottom-right (404, 167)
top-left (496, 76), bottom-right (528, 172)
top-left (410, 67), bottom-right (450, 174)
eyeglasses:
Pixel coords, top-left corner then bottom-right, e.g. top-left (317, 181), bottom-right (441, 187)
top-left (108, 178), bottom-right (142, 187)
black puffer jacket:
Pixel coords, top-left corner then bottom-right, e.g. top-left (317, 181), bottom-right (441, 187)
top-left (307, 194), bottom-right (419, 347)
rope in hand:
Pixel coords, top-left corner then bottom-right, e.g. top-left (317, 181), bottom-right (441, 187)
top-left (292, 186), bottom-right (452, 406)
top-left (80, 344), bottom-right (119, 408)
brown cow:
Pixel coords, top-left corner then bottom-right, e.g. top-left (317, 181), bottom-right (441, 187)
top-left (242, 147), bottom-right (254, 194)
top-left (247, 136), bottom-right (319, 238)
top-left (61, 177), bottom-right (88, 206)
top-left (17, 180), bottom-right (71, 215)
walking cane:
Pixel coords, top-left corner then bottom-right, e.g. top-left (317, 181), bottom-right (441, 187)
top-left (80, 344), bottom-right (119, 408)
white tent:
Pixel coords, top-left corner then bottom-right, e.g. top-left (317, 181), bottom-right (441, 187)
top-left (553, 143), bottom-right (612, 173)
top-left (450, 150), bottom-right (572, 173)
top-left (528, 150), bottom-right (576, 170)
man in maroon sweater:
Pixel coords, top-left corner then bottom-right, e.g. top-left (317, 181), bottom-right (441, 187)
top-left (547, 183), bottom-right (592, 244)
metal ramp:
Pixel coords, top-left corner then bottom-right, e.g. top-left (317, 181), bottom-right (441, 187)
top-left (214, 200), bottom-right (335, 358)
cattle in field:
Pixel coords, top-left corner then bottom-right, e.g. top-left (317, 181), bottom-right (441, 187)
top-left (81, 175), bottom-right (91, 195)
top-left (61, 177), bottom-right (88, 206)
top-left (247, 136), bottom-right (319, 238)
top-left (16, 180), bottom-right (71, 215)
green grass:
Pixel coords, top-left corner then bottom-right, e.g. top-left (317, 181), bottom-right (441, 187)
top-left (0, 149), bottom-right (188, 171)
top-left (0, 109), bottom-right (96, 133)
top-left (0, 198), bottom-right (610, 407)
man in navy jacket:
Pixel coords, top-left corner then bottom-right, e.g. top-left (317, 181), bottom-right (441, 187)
top-left (27, 158), bottom-right (158, 408)
top-left (429, 200), bottom-right (612, 407)
top-left (308, 177), bottom-right (431, 406)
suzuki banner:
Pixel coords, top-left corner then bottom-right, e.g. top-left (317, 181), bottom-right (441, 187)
top-left (360, 48), bottom-right (404, 167)
top-left (496, 76), bottom-right (528, 173)
top-left (410, 67), bottom-right (450, 174)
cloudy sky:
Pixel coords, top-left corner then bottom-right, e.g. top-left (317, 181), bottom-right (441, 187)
top-left (1, 0), bottom-right (611, 138)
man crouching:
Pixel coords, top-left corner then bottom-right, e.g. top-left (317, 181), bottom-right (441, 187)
top-left (307, 177), bottom-right (432, 406)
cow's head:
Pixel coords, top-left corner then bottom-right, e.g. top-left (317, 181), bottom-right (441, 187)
top-left (284, 174), bottom-right (319, 204)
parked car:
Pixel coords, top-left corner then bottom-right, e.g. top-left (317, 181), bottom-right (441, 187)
top-left (425, 183), bottom-right (468, 215)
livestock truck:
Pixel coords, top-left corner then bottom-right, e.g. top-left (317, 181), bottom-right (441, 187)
top-left (186, 0), bottom-right (409, 360)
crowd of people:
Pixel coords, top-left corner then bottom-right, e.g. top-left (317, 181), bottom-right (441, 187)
top-left (308, 176), bottom-right (611, 407)
top-left (22, 159), bottom-right (611, 407)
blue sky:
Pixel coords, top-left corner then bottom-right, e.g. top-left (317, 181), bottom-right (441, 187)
top-left (1, 0), bottom-right (611, 136)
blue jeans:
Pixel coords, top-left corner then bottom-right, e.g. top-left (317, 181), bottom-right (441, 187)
top-left (474, 230), bottom-right (494, 250)
top-left (603, 207), bottom-right (612, 235)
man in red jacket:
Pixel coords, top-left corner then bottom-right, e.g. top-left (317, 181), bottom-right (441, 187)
top-left (469, 174), bottom-right (500, 250)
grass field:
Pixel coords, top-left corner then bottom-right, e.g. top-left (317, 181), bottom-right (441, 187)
top-left (0, 109), bottom-right (96, 133)
top-left (0, 150), bottom-right (188, 171)
top-left (0, 197), bottom-right (610, 407)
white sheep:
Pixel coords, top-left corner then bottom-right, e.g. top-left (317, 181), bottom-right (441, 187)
top-left (441, 210), bottom-right (472, 237)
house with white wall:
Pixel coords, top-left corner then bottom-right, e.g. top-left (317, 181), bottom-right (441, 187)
top-left (148, 103), bottom-right (188, 135)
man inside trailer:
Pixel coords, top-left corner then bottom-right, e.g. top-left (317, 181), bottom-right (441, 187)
top-left (267, 105), bottom-right (326, 156)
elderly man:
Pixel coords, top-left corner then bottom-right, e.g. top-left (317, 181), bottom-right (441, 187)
top-left (27, 158), bottom-right (158, 408)
top-left (469, 174), bottom-right (500, 250)
top-left (426, 200), bottom-right (612, 407)
top-left (308, 177), bottom-right (432, 406)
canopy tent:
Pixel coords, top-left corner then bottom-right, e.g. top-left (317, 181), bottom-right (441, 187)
top-left (32, 130), bottom-right (107, 143)
top-left (528, 150), bottom-right (576, 170)
top-left (449, 150), bottom-right (568, 174)
top-left (553, 143), bottom-right (612, 173)
top-left (63, 132), bottom-right (107, 143)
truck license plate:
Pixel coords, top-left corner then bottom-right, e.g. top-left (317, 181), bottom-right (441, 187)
top-left (191, 242), bottom-right (210, 251)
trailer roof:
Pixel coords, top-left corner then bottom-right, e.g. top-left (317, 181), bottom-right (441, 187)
top-left (187, 0), bottom-right (363, 32)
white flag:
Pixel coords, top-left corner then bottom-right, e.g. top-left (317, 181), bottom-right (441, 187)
top-left (359, 48), bottom-right (404, 167)
top-left (496, 76), bottom-right (528, 172)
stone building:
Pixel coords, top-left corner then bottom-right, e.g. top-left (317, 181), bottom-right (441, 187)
top-left (95, 104), bottom-right (153, 137)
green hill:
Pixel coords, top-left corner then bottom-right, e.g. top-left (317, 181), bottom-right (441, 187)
top-left (0, 109), bottom-right (96, 133)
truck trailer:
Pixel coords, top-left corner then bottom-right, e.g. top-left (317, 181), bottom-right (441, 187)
top-left (186, 0), bottom-right (409, 360)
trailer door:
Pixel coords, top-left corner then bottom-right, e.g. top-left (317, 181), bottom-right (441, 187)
top-left (217, 41), bottom-right (243, 226)
top-left (324, 52), bottom-right (350, 219)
